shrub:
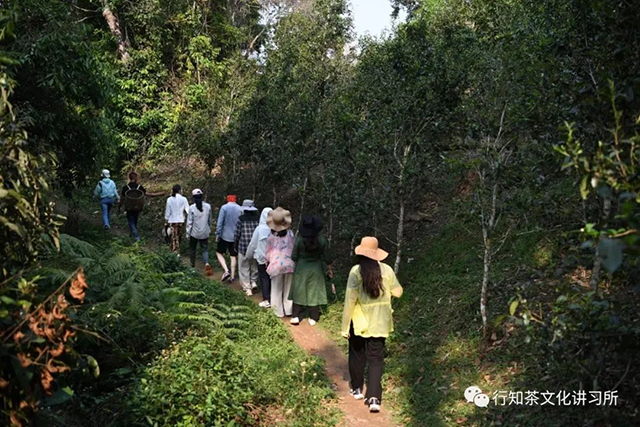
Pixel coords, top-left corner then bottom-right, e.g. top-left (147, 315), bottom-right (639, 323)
top-left (131, 335), bottom-right (254, 427)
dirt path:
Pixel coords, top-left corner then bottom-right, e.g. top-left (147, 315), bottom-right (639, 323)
top-left (196, 264), bottom-right (397, 427)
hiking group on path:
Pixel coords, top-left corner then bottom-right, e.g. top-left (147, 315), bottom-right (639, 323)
top-left (93, 170), bottom-right (403, 414)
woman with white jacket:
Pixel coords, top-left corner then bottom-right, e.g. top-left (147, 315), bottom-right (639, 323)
top-left (164, 185), bottom-right (190, 253)
top-left (246, 207), bottom-right (273, 307)
top-left (186, 189), bottom-right (213, 275)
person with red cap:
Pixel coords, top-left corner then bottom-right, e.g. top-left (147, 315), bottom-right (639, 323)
top-left (215, 193), bottom-right (242, 282)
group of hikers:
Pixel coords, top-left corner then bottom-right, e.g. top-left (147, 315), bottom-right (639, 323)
top-left (93, 169), bottom-right (403, 414)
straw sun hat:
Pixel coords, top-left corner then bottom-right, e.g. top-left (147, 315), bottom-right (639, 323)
top-left (267, 207), bottom-right (292, 232)
top-left (355, 237), bottom-right (389, 261)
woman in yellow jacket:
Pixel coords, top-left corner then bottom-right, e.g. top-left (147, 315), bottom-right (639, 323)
top-left (341, 237), bottom-right (403, 413)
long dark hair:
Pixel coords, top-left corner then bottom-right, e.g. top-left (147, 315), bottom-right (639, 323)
top-left (194, 194), bottom-right (204, 212)
top-left (303, 235), bottom-right (320, 252)
top-left (172, 184), bottom-right (181, 196)
top-left (357, 255), bottom-right (384, 299)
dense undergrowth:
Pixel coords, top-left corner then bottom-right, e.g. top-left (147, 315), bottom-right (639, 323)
top-left (33, 222), bottom-right (338, 427)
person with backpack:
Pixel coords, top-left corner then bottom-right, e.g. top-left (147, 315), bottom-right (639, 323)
top-left (341, 237), bottom-right (403, 414)
top-left (164, 184), bottom-right (190, 253)
top-left (118, 172), bottom-right (164, 241)
top-left (234, 200), bottom-right (260, 296)
top-left (289, 215), bottom-right (334, 326)
top-left (186, 189), bottom-right (213, 275)
top-left (93, 169), bottom-right (119, 229)
top-left (215, 193), bottom-right (242, 283)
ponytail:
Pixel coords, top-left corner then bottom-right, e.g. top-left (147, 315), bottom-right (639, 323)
top-left (172, 184), bottom-right (181, 197)
top-left (356, 255), bottom-right (384, 299)
top-left (194, 194), bottom-right (204, 212)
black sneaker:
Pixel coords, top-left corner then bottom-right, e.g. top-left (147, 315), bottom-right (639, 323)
top-left (368, 397), bottom-right (381, 413)
top-left (220, 271), bottom-right (231, 282)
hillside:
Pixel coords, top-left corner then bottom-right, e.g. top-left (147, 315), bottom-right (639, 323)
top-left (2, 1), bottom-right (639, 426)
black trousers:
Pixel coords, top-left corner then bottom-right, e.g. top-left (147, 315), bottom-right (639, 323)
top-left (292, 303), bottom-right (320, 321)
top-left (348, 322), bottom-right (386, 401)
top-left (258, 263), bottom-right (271, 301)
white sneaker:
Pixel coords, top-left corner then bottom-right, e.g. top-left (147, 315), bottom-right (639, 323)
top-left (290, 317), bottom-right (300, 325)
top-left (251, 282), bottom-right (258, 290)
top-left (349, 388), bottom-right (364, 400)
top-left (244, 289), bottom-right (252, 296)
top-left (368, 398), bottom-right (381, 413)
top-left (258, 300), bottom-right (271, 308)
top-left (308, 319), bottom-right (317, 326)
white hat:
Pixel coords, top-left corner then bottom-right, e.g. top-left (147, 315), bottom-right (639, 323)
top-left (192, 188), bottom-right (203, 196)
top-left (101, 169), bottom-right (110, 178)
top-left (241, 199), bottom-right (258, 211)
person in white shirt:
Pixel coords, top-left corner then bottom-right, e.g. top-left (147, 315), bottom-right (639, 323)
top-left (164, 185), bottom-right (190, 253)
top-left (186, 189), bottom-right (213, 275)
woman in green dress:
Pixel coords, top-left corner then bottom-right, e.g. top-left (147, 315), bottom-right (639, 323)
top-left (289, 215), bottom-right (334, 326)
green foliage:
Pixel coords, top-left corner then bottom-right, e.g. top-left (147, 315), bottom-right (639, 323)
top-left (34, 232), bottom-right (338, 427)
top-left (131, 335), bottom-right (254, 427)
top-left (555, 83), bottom-right (640, 273)
top-left (0, 11), bottom-right (81, 425)
top-left (8, 0), bottom-right (118, 195)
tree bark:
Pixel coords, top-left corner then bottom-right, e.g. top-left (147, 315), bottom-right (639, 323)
top-left (590, 195), bottom-right (613, 291)
top-left (394, 201), bottom-right (405, 275)
top-left (296, 176), bottom-right (308, 235)
top-left (328, 208), bottom-right (334, 247)
top-left (102, 1), bottom-right (130, 63)
top-left (272, 184), bottom-right (277, 207)
top-left (480, 182), bottom-right (498, 338)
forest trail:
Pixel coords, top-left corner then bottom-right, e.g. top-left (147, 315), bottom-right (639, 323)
top-left (193, 263), bottom-right (397, 427)
top-left (71, 206), bottom-right (397, 425)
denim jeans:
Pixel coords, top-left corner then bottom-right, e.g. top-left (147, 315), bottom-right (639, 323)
top-left (100, 197), bottom-right (114, 228)
top-left (189, 237), bottom-right (209, 268)
top-left (126, 210), bottom-right (140, 240)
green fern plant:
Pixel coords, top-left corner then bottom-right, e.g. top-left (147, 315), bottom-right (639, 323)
top-left (40, 234), bottom-right (252, 340)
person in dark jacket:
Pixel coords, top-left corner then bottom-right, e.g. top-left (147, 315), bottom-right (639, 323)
top-left (234, 200), bottom-right (260, 296)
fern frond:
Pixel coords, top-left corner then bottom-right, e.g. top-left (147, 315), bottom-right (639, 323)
top-left (171, 313), bottom-right (223, 325)
top-left (59, 234), bottom-right (100, 259)
top-left (36, 267), bottom-right (76, 285)
top-left (162, 288), bottom-right (205, 298)
top-left (224, 319), bottom-right (250, 328)
top-left (175, 302), bottom-right (209, 310)
top-left (104, 253), bottom-right (136, 276)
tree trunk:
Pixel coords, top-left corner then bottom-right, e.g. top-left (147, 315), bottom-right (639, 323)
top-left (590, 195), bottom-right (613, 291)
top-left (480, 182), bottom-right (498, 338)
top-left (272, 184), bottom-right (277, 207)
top-left (481, 226), bottom-right (491, 338)
top-left (296, 176), bottom-right (308, 235)
top-left (394, 201), bottom-right (405, 274)
top-left (328, 208), bottom-right (334, 247)
top-left (102, 1), bottom-right (130, 63)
